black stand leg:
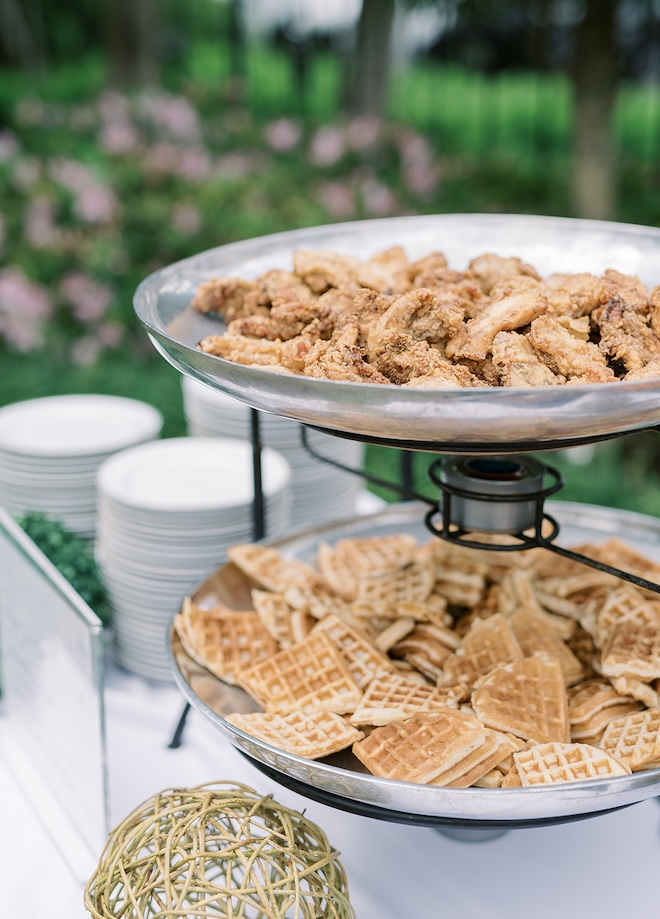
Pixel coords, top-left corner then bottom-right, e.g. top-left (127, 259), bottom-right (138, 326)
top-left (250, 408), bottom-right (266, 540)
top-left (167, 701), bottom-right (191, 749)
top-left (168, 410), bottom-right (267, 750)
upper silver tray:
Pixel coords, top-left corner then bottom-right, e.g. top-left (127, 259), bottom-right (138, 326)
top-left (168, 501), bottom-right (660, 827)
top-left (134, 214), bottom-right (660, 450)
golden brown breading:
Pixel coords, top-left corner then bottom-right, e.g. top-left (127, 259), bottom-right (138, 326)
top-left (650, 285), bottom-right (660, 338)
top-left (408, 251), bottom-right (448, 281)
top-left (366, 288), bottom-right (464, 359)
top-left (409, 268), bottom-right (490, 320)
top-left (543, 273), bottom-right (606, 319)
top-left (445, 277), bottom-right (547, 362)
top-left (597, 295), bottom-right (660, 372)
top-left (467, 253), bottom-right (540, 294)
top-left (191, 277), bottom-right (260, 322)
top-left (601, 269), bottom-right (649, 315)
top-left (527, 315), bottom-right (616, 383)
top-left (303, 322), bottom-right (390, 383)
top-left (198, 334), bottom-right (286, 368)
top-left (624, 354), bottom-right (660, 381)
top-left (353, 247), bottom-right (412, 294)
top-left (370, 330), bottom-right (482, 387)
top-left (292, 249), bottom-right (361, 293)
top-left (192, 245), bottom-right (660, 387)
top-left (226, 300), bottom-right (335, 343)
top-left (491, 331), bottom-right (563, 387)
top-left (243, 269), bottom-right (315, 312)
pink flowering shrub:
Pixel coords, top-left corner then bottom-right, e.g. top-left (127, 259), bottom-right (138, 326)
top-left (0, 83), bottom-right (444, 359)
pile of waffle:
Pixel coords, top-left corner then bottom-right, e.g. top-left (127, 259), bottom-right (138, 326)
top-left (174, 532), bottom-right (660, 789)
top-left (192, 247), bottom-right (660, 387)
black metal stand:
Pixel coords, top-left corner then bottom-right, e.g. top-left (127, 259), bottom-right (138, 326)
top-left (168, 409), bottom-right (268, 748)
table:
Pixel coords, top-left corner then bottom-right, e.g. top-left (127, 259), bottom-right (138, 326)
top-left (1, 657), bottom-right (659, 919)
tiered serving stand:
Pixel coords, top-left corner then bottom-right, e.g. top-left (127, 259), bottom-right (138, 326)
top-left (134, 213), bottom-right (660, 834)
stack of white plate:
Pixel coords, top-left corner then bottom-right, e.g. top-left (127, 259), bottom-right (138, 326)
top-left (0, 394), bottom-right (163, 539)
top-left (182, 377), bottom-right (364, 529)
top-left (96, 437), bottom-right (291, 681)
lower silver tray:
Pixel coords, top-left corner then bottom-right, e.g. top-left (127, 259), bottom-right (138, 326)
top-left (168, 501), bottom-right (660, 827)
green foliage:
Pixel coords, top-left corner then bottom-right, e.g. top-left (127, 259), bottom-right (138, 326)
top-left (16, 512), bottom-right (112, 626)
top-left (1, 48), bottom-right (660, 516)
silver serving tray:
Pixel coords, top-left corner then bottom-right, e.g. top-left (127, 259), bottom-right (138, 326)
top-left (168, 501), bottom-right (660, 826)
top-left (135, 214), bottom-right (660, 450)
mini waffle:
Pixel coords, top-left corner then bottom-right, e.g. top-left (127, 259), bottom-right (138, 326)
top-left (372, 617), bottom-right (416, 653)
top-left (599, 708), bottom-right (660, 770)
top-left (352, 710), bottom-right (489, 785)
top-left (471, 655), bottom-right (570, 743)
top-left (331, 534), bottom-right (418, 577)
top-left (227, 543), bottom-right (321, 593)
top-left (509, 607), bottom-right (584, 686)
top-left (568, 678), bottom-right (642, 743)
top-left (353, 554), bottom-right (436, 605)
top-left (251, 589), bottom-right (313, 649)
top-left (440, 732), bottom-right (518, 788)
top-left (610, 675), bottom-right (659, 708)
top-left (514, 741), bottom-right (631, 786)
top-left (438, 614), bottom-right (523, 694)
top-left (175, 598), bottom-right (278, 685)
top-left (349, 670), bottom-right (458, 726)
top-left (596, 585), bottom-right (652, 648)
top-left (391, 623), bottom-right (459, 683)
top-left (312, 614), bottom-right (395, 689)
top-left (317, 541), bottom-right (358, 600)
top-left (226, 710), bottom-right (364, 759)
top-left (237, 630), bottom-right (362, 715)
top-left (600, 600), bottom-right (660, 682)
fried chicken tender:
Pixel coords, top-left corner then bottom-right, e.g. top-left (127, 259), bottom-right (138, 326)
top-left (227, 301), bottom-right (334, 342)
top-left (191, 277), bottom-right (260, 322)
top-left (192, 244), bottom-right (660, 387)
top-left (651, 286), bottom-right (660, 338)
top-left (597, 295), bottom-right (660, 372)
top-left (366, 288), bottom-right (464, 359)
top-left (543, 273), bottom-right (606, 318)
top-left (198, 334), bottom-right (285, 368)
top-left (303, 322), bottom-right (390, 384)
top-left (527, 316), bottom-right (616, 383)
top-left (370, 330), bottom-right (482, 387)
top-left (445, 277), bottom-right (547, 362)
top-left (624, 354), bottom-right (660, 381)
top-left (355, 246), bottom-right (412, 294)
top-left (408, 251), bottom-right (448, 281)
top-left (601, 269), bottom-right (649, 316)
top-left (467, 253), bottom-right (540, 294)
top-left (409, 268), bottom-right (489, 319)
top-left (292, 249), bottom-right (361, 293)
top-left (491, 331), bottom-right (563, 387)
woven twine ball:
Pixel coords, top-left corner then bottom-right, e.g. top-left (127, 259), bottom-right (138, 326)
top-left (84, 781), bottom-right (356, 918)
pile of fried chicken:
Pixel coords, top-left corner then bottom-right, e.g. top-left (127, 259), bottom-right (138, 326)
top-left (193, 247), bottom-right (660, 388)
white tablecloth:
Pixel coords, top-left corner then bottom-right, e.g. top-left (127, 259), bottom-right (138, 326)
top-left (1, 659), bottom-right (660, 919)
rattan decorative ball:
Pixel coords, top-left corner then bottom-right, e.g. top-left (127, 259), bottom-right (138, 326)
top-left (84, 781), bottom-right (355, 918)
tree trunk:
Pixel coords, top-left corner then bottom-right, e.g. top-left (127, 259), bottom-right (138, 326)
top-left (570, 0), bottom-right (619, 220)
top-left (107, 0), bottom-right (158, 86)
top-left (0, 0), bottom-right (45, 70)
top-left (345, 0), bottom-right (396, 118)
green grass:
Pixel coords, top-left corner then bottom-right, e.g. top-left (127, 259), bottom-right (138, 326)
top-left (0, 348), bottom-right (187, 439)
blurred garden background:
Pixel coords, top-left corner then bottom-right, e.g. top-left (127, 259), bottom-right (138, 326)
top-left (1, 0), bottom-right (660, 513)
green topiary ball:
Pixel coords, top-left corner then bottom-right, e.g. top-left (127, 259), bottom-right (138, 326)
top-left (84, 781), bottom-right (355, 918)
